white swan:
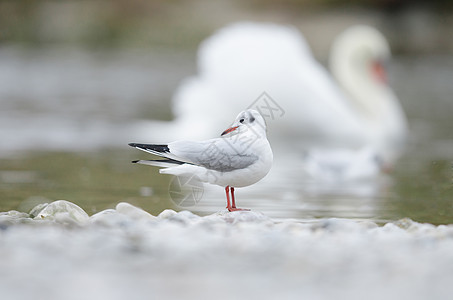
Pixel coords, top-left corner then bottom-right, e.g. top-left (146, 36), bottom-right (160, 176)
top-left (328, 25), bottom-right (407, 162)
top-left (303, 25), bottom-right (408, 179)
top-left (138, 22), bottom-right (407, 179)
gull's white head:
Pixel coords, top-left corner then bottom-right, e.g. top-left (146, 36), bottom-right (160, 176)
top-left (221, 109), bottom-right (267, 138)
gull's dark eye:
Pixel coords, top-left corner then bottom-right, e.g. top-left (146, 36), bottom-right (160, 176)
top-left (239, 118), bottom-right (245, 123)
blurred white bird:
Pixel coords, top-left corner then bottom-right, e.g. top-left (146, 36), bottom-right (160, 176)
top-left (136, 22), bottom-right (407, 179)
top-left (130, 109), bottom-right (273, 211)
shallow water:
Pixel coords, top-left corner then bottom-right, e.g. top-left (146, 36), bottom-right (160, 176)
top-left (2, 149), bottom-right (452, 225)
top-left (0, 49), bottom-right (453, 224)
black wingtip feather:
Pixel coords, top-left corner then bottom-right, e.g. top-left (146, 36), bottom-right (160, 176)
top-left (131, 160), bottom-right (139, 163)
top-left (128, 143), bottom-right (170, 153)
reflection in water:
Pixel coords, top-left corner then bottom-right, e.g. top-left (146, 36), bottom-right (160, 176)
top-left (189, 153), bottom-right (393, 222)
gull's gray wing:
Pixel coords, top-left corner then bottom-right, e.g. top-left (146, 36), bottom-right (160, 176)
top-left (168, 138), bottom-right (258, 172)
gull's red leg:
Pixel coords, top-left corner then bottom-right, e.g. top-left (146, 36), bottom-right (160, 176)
top-left (228, 187), bottom-right (250, 212)
top-left (231, 187), bottom-right (236, 208)
top-left (225, 186), bottom-right (232, 211)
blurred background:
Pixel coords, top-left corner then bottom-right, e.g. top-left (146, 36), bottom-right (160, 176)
top-left (0, 0), bottom-right (452, 223)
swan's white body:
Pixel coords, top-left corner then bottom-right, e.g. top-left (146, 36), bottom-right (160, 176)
top-left (138, 22), bottom-right (407, 178)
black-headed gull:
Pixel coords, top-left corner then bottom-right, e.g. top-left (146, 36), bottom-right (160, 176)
top-left (129, 109), bottom-right (273, 211)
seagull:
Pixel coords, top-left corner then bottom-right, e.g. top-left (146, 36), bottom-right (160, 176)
top-left (129, 109), bottom-right (273, 212)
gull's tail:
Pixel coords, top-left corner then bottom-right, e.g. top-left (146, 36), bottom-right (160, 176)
top-left (128, 143), bottom-right (192, 168)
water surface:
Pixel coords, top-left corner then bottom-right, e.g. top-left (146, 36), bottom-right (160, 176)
top-left (1, 49), bottom-right (452, 224)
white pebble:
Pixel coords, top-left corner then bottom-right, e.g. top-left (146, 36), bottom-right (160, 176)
top-left (115, 202), bottom-right (157, 221)
top-left (34, 200), bottom-right (89, 225)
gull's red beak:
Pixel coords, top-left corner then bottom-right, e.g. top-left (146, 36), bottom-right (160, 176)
top-left (221, 126), bottom-right (238, 136)
top-left (372, 61), bottom-right (387, 84)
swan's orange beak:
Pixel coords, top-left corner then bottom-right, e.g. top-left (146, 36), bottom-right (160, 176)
top-left (221, 126), bottom-right (238, 136)
top-left (372, 61), bottom-right (387, 84)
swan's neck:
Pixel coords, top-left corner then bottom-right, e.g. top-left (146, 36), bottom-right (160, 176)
top-left (332, 59), bottom-right (389, 121)
top-left (331, 57), bottom-right (407, 158)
